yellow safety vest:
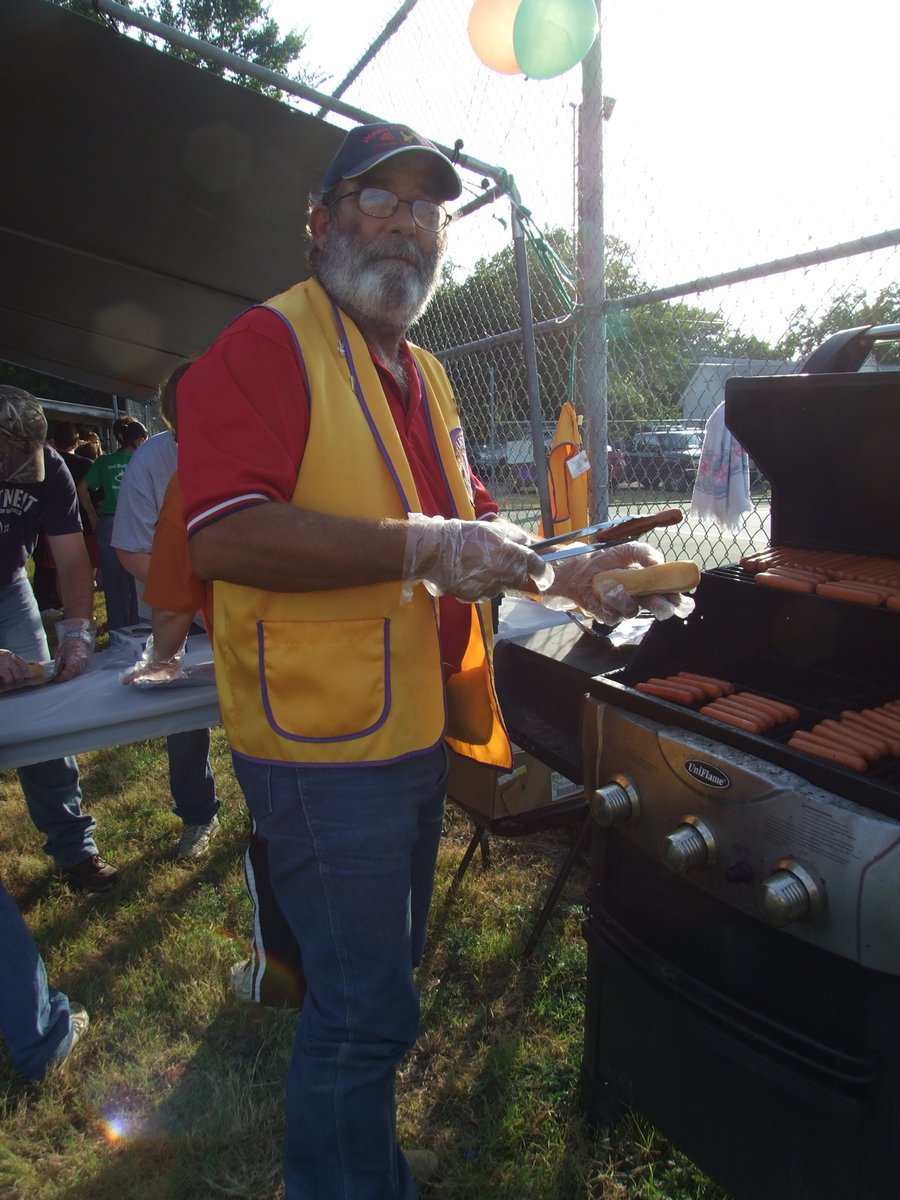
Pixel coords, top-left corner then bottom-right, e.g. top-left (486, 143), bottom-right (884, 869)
top-left (212, 278), bottom-right (511, 769)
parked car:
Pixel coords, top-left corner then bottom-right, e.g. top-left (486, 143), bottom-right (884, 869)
top-left (470, 435), bottom-right (628, 492)
top-left (622, 426), bottom-right (703, 491)
top-left (607, 443), bottom-right (627, 487)
top-left (467, 438), bottom-right (507, 479)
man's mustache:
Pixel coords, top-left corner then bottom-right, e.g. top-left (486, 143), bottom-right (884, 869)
top-left (362, 239), bottom-right (428, 270)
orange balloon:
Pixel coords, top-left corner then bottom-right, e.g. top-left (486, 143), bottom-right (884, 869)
top-left (467, 0), bottom-right (523, 74)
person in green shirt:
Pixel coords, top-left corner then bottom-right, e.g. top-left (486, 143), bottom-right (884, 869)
top-left (77, 417), bottom-right (147, 630)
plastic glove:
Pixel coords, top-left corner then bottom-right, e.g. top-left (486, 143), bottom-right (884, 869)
top-left (120, 634), bottom-right (187, 686)
top-left (0, 649), bottom-right (32, 691)
top-left (546, 541), bottom-right (693, 626)
top-left (643, 591), bottom-right (696, 621)
top-left (402, 513), bottom-right (554, 604)
top-left (483, 516), bottom-right (532, 546)
top-left (54, 618), bottom-right (96, 682)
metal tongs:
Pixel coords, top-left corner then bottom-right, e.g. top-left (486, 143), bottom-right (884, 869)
top-left (531, 509), bottom-right (684, 562)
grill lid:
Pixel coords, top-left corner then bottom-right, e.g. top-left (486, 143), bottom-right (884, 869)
top-left (725, 369), bottom-right (900, 560)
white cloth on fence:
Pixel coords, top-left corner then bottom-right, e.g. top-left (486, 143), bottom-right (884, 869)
top-left (690, 402), bottom-right (753, 530)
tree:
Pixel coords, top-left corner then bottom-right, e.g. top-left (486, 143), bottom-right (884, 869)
top-left (776, 284), bottom-right (900, 363)
top-left (49, 0), bottom-right (317, 96)
top-left (413, 226), bottom-right (774, 444)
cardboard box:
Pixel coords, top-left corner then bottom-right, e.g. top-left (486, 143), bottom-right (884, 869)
top-left (447, 744), bottom-right (580, 821)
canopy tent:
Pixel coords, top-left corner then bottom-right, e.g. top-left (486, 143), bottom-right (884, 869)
top-left (0, 0), bottom-right (345, 402)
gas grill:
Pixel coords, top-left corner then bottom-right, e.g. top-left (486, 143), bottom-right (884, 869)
top-left (492, 325), bottom-right (900, 1200)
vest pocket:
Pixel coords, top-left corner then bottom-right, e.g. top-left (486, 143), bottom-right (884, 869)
top-left (257, 616), bottom-right (390, 742)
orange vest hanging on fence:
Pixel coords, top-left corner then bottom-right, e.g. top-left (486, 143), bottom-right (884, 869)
top-left (540, 401), bottom-right (589, 537)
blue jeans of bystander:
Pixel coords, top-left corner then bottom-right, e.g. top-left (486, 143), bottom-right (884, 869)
top-left (1, 578), bottom-right (98, 868)
top-left (233, 746), bottom-right (448, 1200)
top-left (96, 513), bottom-right (137, 631)
top-left (166, 728), bottom-right (220, 826)
top-left (0, 874), bottom-right (75, 1079)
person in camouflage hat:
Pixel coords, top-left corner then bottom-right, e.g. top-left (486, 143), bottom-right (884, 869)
top-left (0, 386), bottom-right (47, 484)
top-left (0, 385), bottom-right (120, 893)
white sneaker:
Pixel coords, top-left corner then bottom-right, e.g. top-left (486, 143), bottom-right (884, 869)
top-left (176, 815), bottom-right (220, 859)
top-left (229, 959), bottom-right (305, 1010)
top-left (405, 1149), bottom-right (440, 1184)
top-left (55, 1002), bottom-right (89, 1071)
top-left (230, 959), bottom-right (254, 1003)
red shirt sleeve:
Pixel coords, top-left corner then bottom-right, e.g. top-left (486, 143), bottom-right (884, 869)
top-left (177, 307), bottom-right (311, 534)
top-left (470, 470), bottom-right (498, 520)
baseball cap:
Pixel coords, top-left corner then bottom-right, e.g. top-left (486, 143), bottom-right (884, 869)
top-left (0, 386), bottom-right (47, 484)
top-left (323, 123), bottom-right (462, 201)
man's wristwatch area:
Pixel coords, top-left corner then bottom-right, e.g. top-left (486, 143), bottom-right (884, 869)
top-left (61, 629), bottom-right (95, 646)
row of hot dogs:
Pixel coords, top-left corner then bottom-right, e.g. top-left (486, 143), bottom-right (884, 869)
top-left (635, 672), bottom-right (796, 731)
top-left (633, 670), bottom-right (900, 774)
top-left (786, 704), bottom-right (900, 773)
top-left (740, 547), bottom-right (900, 609)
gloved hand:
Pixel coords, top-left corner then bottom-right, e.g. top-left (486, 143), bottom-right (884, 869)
top-left (483, 516), bottom-right (532, 546)
top-left (120, 634), bottom-right (187, 686)
top-left (402, 513), bottom-right (554, 604)
top-left (54, 618), bottom-right (96, 682)
top-left (0, 649), bottom-right (31, 691)
top-left (545, 541), bottom-right (695, 626)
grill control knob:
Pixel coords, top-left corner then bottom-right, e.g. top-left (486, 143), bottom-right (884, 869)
top-left (663, 815), bottom-right (718, 872)
top-left (591, 775), bottom-right (640, 826)
top-left (756, 858), bottom-right (827, 927)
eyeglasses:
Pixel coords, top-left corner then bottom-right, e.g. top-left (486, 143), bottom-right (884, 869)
top-left (330, 187), bottom-right (450, 233)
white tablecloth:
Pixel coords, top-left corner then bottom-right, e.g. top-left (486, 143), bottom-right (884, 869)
top-left (0, 636), bottom-right (220, 770)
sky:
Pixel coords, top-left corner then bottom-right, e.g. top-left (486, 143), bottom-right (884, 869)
top-left (261, 0), bottom-right (900, 342)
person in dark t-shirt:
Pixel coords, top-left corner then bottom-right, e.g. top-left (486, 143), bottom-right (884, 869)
top-left (0, 386), bottom-right (120, 894)
top-left (31, 421), bottom-right (95, 611)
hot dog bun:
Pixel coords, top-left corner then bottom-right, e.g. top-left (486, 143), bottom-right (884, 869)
top-left (591, 560), bottom-right (700, 599)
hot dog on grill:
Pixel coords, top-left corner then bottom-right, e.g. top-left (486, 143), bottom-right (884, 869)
top-left (635, 680), bottom-right (697, 705)
top-left (839, 712), bottom-right (900, 755)
top-left (816, 582), bottom-right (886, 605)
top-left (754, 571), bottom-right (816, 593)
top-left (698, 704), bottom-right (761, 733)
top-left (702, 699), bottom-right (769, 731)
top-left (675, 671), bottom-right (735, 696)
top-left (788, 731), bottom-right (868, 772)
top-left (732, 692), bottom-right (799, 723)
top-left (859, 708), bottom-right (900, 737)
top-left (811, 720), bottom-right (885, 762)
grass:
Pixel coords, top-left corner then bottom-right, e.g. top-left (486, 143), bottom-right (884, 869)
top-left (0, 605), bottom-right (733, 1198)
top-left (0, 752), bottom-right (732, 1200)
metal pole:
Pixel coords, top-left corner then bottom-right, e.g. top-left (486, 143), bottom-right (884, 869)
top-left (487, 365), bottom-right (498, 494)
top-left (314, 0), bottom-right (421, 118)
top-left (577, 1), bottom-right (608, 523)
top-left (510, 185), bottom-right (554, 533)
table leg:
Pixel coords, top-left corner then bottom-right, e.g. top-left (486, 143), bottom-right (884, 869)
top-left (450, 824), bottom-right (488, 890)
top-left (522, 809), bottom-right (592, 957)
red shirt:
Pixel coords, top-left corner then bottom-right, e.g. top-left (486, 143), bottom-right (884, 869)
top-left (178, 305), bottom-right (497, 676)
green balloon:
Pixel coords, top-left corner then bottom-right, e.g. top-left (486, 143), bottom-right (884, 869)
top-left (512, 0), bottom-right (598, 79)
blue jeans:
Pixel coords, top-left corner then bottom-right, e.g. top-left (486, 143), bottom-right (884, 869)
top-left (1, 578), bottom-right (98, 868)
top-left (0, 874), bottom-right (75, 1079)
top-left (167, 728), bottom-right (220, 826)
top-left (233, 746), bottom-right (448, 1200)
top-left (96, 513), bottom-right (137, 631)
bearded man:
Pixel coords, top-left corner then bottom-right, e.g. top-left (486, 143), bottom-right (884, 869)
top-left (176, 122), bottom-right (681, 1200)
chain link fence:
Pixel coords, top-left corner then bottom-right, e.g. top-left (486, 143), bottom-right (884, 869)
top-left (413, 231), bottom-right (899, 569)
top-left (269, 0), bottom-right (899, 570)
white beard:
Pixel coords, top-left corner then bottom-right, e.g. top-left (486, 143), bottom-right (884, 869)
top-left (317, 224), bottom-right (444, 333)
